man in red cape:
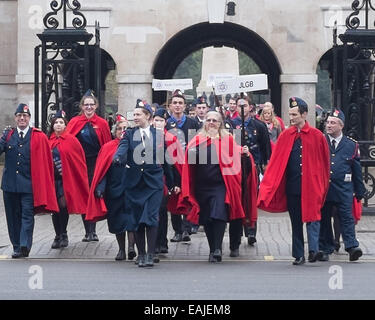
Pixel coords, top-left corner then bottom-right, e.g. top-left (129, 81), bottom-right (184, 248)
top-left (179, 133), bottom-right (258, 233)
top-left (258, 97), bottom-right (330, 265)
top-left (0, 103), bottom-right (58, 258)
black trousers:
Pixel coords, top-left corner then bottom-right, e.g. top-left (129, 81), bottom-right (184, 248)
top-left (82, 155), bottom-right (97, 234)
top-left (3, 192), bottom-right (34, 252)
top-left (156, 195), bottom-right (168, 248)
top-left (203, 219), bottom-right (226, 253)
top-left (229, 219), bottom-right (243, 250)
top-left (171, 213), bottom-right (192, 235)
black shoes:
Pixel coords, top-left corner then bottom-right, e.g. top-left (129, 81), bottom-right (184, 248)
top-left (247, 236), bottom-right (257, 246)
top-left (160, 246), bottom-right (168, 254)
top-left (11, 251), bottom-right (23, 259)
top-left (20, 246), bottom-right (29, 258)
top-left (115, 249), bottom-right (126, 261)
top-left (213, 249), bottom-right (222, 262)
top-left (190, 225), bottom-right (199, 234)
top-left (60, 233), bottom-right (69, 247)
top-left (182, 231), bottom-right (191, 242)
top-left (146, 254), bottom-right (154, 267)
top-left (83, 233), bottom-right (99, 242)
top-left (51, 236), bottom-right (61, 249)
top-left (230, 249), bottom-right (239, 257)
top-left (209, 253), bottom-right (217, 263)
top-left (293, 257), bottom-right (305, 265)
top-left (128, 249), bottom-right (136, 260)
top-left (170, 233), bottom-right (182, 242)
top-left (348, 247), bottom-right (363, 261)
top-left (308, 251), bottom-right (323, 263)
top-left (319, 253), bottom-right (330, 261)
top-left (138, 254), bottom-right (146, 267)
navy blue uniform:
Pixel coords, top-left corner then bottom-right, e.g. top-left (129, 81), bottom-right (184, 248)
top-left (231, 117), bottom-right (271, 168)
top-left (113, 127), bottom-right (174, 230)
top-left (319, 135), bottom-right (366, 253)
top-left (286, 137), bottom-right (320, 258)
top-left (166, 115), bottom-right (199, 237)
top-left (0, 129), bottom-right (34, 255)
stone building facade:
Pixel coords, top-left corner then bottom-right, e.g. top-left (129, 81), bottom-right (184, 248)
top-left (0, 0), bottom-right (353, 128)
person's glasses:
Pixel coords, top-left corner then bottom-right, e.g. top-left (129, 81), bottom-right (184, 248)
top-left (206, 118), bottom-right (218, 123)
top-left (83, 103), bottom-right (96, 107)
top-left (15, 114), bottom-right (30, 118)
top-left (116, 127), bottom-right (126, 131)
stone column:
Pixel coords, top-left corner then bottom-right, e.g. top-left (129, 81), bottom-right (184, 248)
top-left (280, 74), bottom-right (318, 128)
top-left (0, 0), bottom-right (18, 128)
top-left (117, 74), bottom-right (153, 120)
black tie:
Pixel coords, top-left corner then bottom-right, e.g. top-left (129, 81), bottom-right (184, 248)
top-left (332, 139), bottom-right (336, 149)
top-left (19, 131), bottom-right (24, 140)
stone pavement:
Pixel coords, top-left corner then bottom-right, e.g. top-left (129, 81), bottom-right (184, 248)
top-left (1, 207), bottom-right (375, 262)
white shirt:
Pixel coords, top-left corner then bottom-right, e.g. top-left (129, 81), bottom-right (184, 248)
top-left (328, 133), bottom-right (343, 148)
top-left (139, 126), bottom-right (151, 147)
top-left (17, 126), bottom-right (30, 138)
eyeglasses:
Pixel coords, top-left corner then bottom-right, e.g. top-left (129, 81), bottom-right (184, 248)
top-left (206, 118), bottom-right (219, 123)
top-left (15, 114), bottom-right (30, 118)
top-left (83, 103), bottom-right (96, 107)
top-left (116, 127), bottom-right (126, 131)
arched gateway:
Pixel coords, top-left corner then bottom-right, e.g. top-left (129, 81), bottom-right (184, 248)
top-left (152, 22), bottom-right (282, 115)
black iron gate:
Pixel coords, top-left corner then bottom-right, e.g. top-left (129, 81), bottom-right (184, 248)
top-left (34, 0), bottom-right (102, 132)
top-left (335, 1), bottom-right (375, 209)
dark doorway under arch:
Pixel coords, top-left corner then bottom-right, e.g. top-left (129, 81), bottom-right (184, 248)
top-left (152, 22), bottom-right (282, 114)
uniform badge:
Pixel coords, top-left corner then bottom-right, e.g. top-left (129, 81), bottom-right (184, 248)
top-left (291, 101), bottom-right (297, 107)
top-left (225, 123), bottom-right (231, 129)
top-left (333, 110), bottom-right (339, 117)
top-left (170, 122), bottom-right (176, 128)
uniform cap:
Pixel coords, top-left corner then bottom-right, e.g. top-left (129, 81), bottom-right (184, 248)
top-left (15, 103), bottom-right (31, 116)
top-left (289, 97), bottom-right (308, 109)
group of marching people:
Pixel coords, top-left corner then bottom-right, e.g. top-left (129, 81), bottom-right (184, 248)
top-left (0, 88), bottom-right (366, 266)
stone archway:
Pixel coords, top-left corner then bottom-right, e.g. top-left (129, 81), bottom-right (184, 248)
top-left (152, 22), bottom-right (282, 115)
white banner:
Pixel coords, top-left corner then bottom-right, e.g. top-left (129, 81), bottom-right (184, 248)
top-left (152, 78), bottom-right (193, 91)
top-left (214, 74), bottom-right (268, 95)
top-left (206, 73), bottom-right (236, 87)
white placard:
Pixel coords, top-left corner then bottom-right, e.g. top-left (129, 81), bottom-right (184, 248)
top-left (152, 78), bottom-right (193, 91)
top-left (214, 74), bottom-right (268, 95)
top-left (207, 73), bottom-right (236, 87)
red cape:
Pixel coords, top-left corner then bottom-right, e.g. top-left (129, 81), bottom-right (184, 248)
top-left (65, 113), bottom-right (112, 146)
top-left (352, 197), bottom-right (362, 224)
top-left (49, 132), bottom-right (89, 214)
top-left (29, 129), bottom-right (59, 213)
top-left (164, 130), bottom-right (185, 214)
top-left (179, 134), bottom-right (257, 225)
top-left (257, 121), bottom-right (330, 222)
top-left (85, 139), bottom-right (119, 222)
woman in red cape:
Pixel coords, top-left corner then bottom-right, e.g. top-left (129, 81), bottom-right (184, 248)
top-left (86, 116), bottom-right (136, 261)
top-left (65, 90), bottom-right (112, 242)
top-left (48, 110), bottom-right (89, 249)
top-left (179, 111), bottom-right (257, 263)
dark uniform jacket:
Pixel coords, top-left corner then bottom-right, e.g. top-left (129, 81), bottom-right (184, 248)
top-left (113, 127), bottom-right (175, 190)
top-left (231, 116), bottom-right (271, 166)
top-left (1, 128), bottom-right (32, 193)
top-left (165, 116), bottom-right (200, 150)
top-left (325, 134), bottom-right (366, 204)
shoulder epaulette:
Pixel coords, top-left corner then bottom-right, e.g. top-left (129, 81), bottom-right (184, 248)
top-left (347, 136), bottom-right (358, 143)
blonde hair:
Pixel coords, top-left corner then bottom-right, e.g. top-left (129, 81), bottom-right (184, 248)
top-left (199, 111), bottom-right (230, 138)
top-left (260, 105), bottom-right (280, 129)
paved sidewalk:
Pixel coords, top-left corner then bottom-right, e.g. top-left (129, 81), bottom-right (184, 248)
top-left (1, 208), bottom-right (375, 262)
